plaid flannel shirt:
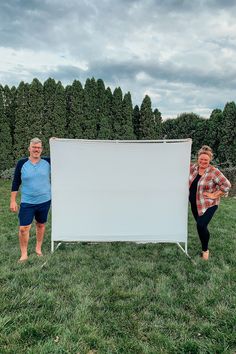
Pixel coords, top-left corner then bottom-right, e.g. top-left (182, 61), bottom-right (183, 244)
top-left (189, 163), bottom-right (231, 216)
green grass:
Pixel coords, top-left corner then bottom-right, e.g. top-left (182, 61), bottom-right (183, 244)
top-left (0, 179), bottom-right (235, 354)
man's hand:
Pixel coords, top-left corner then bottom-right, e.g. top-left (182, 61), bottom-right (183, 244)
top-left (10, 201), bottom-right (18, 212)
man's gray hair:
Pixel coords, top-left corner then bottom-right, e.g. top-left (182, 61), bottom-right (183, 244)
top-left (30, 137), bottom-right (42, 145)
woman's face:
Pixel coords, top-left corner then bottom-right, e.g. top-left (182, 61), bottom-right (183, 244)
top-left (198, 153), bottom-right (210, 169)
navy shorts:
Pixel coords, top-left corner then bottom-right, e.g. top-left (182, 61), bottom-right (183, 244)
top-left (18, 200), bottom-right (51, 226)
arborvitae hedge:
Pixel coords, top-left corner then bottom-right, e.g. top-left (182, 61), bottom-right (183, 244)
top-left (0, 85), bottom-right (13, 170)
top-left (0, 77), bottom-right (236, 171)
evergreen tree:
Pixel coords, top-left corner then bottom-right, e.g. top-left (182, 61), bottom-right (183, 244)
top-left (51, 82), bottom-right (67, 138)
top-left (14, 79), bottom-right (44, 159)
top-left (221, 102), bottom-right (236, 166)
top-left (193, 118), bottom-right (209, 155)
top-left (28, 78), bottom-right (44, 136)
top-left (42, 81), bottom-right (67, 154)
top-left (153, 108), bottom-right (162, 139)
top-left (133, 105), bottom-right (140, 139)
top-left (166, 113), bottom-right (206, 155)
top-left (174, 113), bottom-right (201, 138)
top-left (210, 108), bottom-right (222, 116)
top-left (121, 92), bottom-right (135, 139)
top-left (3, 85), bottom-right (16, 144)
top-left (13, 81), bottom-right (31, 160)
top-left (162, 118), bottom-right (177, 139)
top-left (111, 87), bottom-right (123, 139)
top-left (82, 78), bottom-right (98, 139)
top-left (162, 112), bottom-right (207, 157)
top-left (0, 85), bottom-right (13, 171)
top-left (42, 78), bottom-right (57, 154)
top-left (66, 80), bottom-right (84, 139)
top-left (97, 81), bottom-right (112, 139)
top-left (139, 95), bottom-right (156, 139)
top-left (206, 109), bottom-right (223, 163)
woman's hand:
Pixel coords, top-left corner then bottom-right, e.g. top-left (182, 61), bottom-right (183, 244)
top-left (203, 191), bottom-right (224, 199)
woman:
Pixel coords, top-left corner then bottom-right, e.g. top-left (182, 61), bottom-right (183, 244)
top-left (189, 145), bottom-right (231, 260)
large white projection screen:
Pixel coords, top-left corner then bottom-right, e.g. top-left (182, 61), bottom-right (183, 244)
top-left (50, 139), bottom-right (192, 253)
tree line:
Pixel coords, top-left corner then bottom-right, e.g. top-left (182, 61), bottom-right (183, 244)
top-left (0, 77), bottom-right (235, 173)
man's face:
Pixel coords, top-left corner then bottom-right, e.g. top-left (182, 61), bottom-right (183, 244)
top-left (29, 143), bottom-right (43, 159)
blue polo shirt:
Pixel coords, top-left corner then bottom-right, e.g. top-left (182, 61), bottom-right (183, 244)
top-left (12, 157), bottom-right (51, 204)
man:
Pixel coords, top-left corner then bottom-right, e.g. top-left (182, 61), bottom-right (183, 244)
top-left (10, 137), bottom-right (51, 262)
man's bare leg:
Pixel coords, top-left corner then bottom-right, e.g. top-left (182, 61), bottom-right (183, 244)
top-left (19, 225), bottom-right (31, 261)
top-left (35, 222), bottom-right (46, 256)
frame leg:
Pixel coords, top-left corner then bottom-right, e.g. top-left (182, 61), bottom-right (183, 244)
top-left (177, 242), bottom-right (191, 259)
top-left (51, 239), bottom-right (54, 253)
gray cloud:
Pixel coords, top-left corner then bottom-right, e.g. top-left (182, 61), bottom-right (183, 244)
top-left (0, 0), bottom-right (236, 117)
top-left (42, 65), bottom-right (87, 83)
top-left (86, 58), bottom-right (236, 90)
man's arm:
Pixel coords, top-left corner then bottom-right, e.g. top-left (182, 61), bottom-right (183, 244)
top-left (10, 191), bottom-right (18, 212)
top-left (10, 158), bottom-right (27, 212)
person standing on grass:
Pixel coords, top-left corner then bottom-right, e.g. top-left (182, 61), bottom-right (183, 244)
top-left (189, 145), bottom-right (231, 260)
top-left (10, 137), bottom-right (51, 262)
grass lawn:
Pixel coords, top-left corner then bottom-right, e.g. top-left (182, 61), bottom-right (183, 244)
top-left (0, 179), bottom-right (235, 354)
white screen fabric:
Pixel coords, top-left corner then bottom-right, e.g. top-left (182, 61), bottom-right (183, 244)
top-left (50, 139), bottom-right (191, 247)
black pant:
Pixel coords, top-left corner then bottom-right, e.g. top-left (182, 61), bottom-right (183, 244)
top-left (190, 203), bottom-right (218, 251)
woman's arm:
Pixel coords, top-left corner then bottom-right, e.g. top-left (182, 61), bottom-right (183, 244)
top-left (204, 168), bottom-right (231, 199)
top-left (203, 190), bottom-right (225, 199)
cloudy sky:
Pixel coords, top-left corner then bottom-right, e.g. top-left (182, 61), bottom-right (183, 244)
top-left (0, 0), bottom-right (236, 118)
